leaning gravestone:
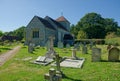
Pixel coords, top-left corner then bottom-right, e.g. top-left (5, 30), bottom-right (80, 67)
top-left (92, 48), bottom-right (101, 62)
top-left (108, 47), bottom-right (120, 62)
top-left (32, 49), bottom-right (55, 65)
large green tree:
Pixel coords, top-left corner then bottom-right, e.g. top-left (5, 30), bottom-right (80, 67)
top-left (70, 12), bottom-right (119, 39)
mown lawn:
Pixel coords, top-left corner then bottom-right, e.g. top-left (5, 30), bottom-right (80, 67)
top-left (0, 45), bottom-right (120, 81)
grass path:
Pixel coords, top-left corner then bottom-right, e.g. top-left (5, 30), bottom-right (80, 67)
top-left (0, 46), bottom-right (21, 66)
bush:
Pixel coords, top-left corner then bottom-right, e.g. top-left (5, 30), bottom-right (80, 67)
top-left (105, 37), bottom-right (120, 46)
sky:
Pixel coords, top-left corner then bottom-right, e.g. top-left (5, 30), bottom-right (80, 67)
top-left (0, 0), bottom-right (120, 32)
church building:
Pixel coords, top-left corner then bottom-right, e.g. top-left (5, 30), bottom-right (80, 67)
top-left (25, 15), bottom-right (71, 46)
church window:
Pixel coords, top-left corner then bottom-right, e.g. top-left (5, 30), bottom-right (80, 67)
top-left (33, 31), bottom-right (39, 38)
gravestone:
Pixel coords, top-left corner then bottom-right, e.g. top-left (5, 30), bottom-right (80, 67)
top-left (28, 43), bottom-right (35, 53)
top-left (89, 41), bottom-right (93, 50)
top-left (32, 49), bottom-right (55, 65)
top-left (74, 43), bottom-right (80, 51)
top-left (108, 47), bottom-right (120, 62)
top-left (92, 48), bottom-right (101, 62)
top-left (66, 43), bottom-right (70, 48)
top-left (44, 68), bottom-right (62, 81)
top-left (82, 45), bottom-right (87, 54)
top-left (57, 41), bottom-right (63, 48)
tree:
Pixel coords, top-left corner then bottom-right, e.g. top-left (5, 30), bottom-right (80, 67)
top-left (70, 24), bottom-right (78, 38)
top-left (71, 12), bottom-right (119, 39)
top-left (76, 12), bottom-right (106, 38)
top-left (77, 30), bottom-right (87, 39)
top-left (0, 30), bottom-right (3, 37)
top-left (4, 26), bottom-right (26, 41)
top-left (13, 26), bottom-right (25, 40)
top-left (104, 18), bottom-right (117, 33)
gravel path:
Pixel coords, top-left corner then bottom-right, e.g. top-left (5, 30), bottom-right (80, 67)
top-left (0, 46), bottom-right (21, 66)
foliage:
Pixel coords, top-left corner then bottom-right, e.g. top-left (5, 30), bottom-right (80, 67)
top-left (105, 37), bottom-right (120, 45)
top-left (75, 39), bottom-right (105, 44)
top-left (4, 26), bottom-right (25, 40)
top-left (0, 30), bottom-right (3, 37)
top-left (105, 32), bottom-right (117, 39)
top-left (77, 30), bottom-right (87, 39)
top-left (70, 12), bottom-right (119, 39)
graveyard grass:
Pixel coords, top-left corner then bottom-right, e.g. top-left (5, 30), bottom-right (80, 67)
top-left (0, 43), bottom-right (19, 55)
top-left (0, 45), bottom-right (120, 81)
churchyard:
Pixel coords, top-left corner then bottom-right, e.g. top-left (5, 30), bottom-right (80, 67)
top-left (0, 42), bottom-right (120, 81)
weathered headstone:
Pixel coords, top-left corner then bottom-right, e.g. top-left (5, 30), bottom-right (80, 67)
top-left (44, 68), bottom-right (62, 81)
top-left (66, 43), bottom-right (70, 48)
top-left (108, 47), bottom-right (120, 62)
top-left (28, 43), bottom-right (34, 53)
top-left (74, 43), bottom-right (80, 51)
top-left (89, 41), bottom-right (93, 50)
top-left (82, 45), bottom-right (87, 54)
top-left (92, 48), bottom-right (101, 62)
top-left (57, 41), bottom-right (63, 48)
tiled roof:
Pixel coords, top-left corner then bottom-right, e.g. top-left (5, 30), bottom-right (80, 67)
top-left (35, 16), bottom-right (56, 30)
top-left (56, 16), bottom-right (70, 23)
top-left (45, 16), bottom-right (68, 31)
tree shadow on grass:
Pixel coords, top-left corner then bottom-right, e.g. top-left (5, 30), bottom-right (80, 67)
top-left (62, 73), bottom-right (82, 81)
top-left (0, 47), bottom-right (12, 50)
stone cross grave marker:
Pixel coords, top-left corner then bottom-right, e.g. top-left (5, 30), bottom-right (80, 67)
top-left (49, 36), bottom-right (55, 50)
top-left (46, 40), bottom-right (50, 51)
top-left (92, 48), bottom-right (101, 62)
top-left (108, 47), bottom-right (120, 62)
top-left (54, 54), bottom-right (62, 74)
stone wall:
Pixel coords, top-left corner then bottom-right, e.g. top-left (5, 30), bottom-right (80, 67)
top-left (25, 16), bottom-right (45, 46)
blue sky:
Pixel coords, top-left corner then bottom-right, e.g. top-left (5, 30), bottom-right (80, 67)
top-left (0, 0), bottom-right (120, 32)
